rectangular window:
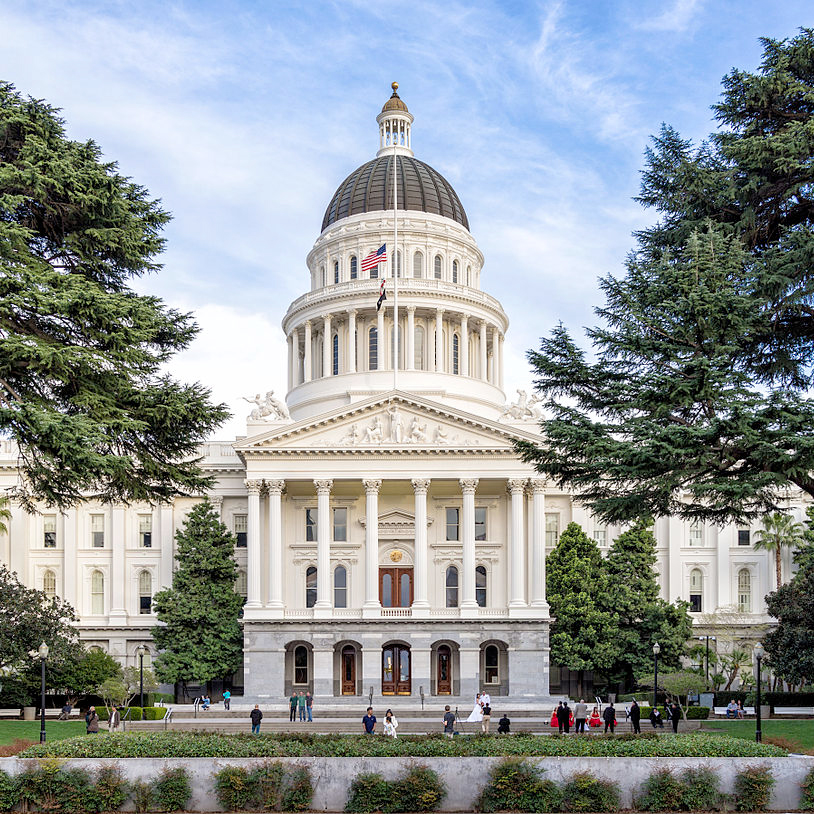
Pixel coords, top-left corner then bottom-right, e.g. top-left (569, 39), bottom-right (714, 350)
top-left (593, 527), bottom-right (607, 546)
top-left (234, 514), bottom-right (248, 548)
top-left (688, 522), bottom-right (703, 547)
top-left (139, 515), bottom-right (152, 548)
top-left (44, 515), bottom-right (57, 548)
top-left (475, 507), bottom-right (487, 541)
top-left (91, 514), bottom-right (105, 548)
top-left (140, 595), bottom-right (152, 614)
top-left (545, 513), bottom-right (559, 547)
top-left (689, 594), bottom-right (702, 613)
top-left (333, 507), bottom-right (347, 542)
top-left (738, 529), bottom-right (751, 546)
top-left (305, 508), bottom-right (317, 542)
top-left (445, 508), bottom-right (459, 541)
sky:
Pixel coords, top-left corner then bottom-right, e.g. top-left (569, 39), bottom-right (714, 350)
top-left (1, 0), bottom-right (812, 439)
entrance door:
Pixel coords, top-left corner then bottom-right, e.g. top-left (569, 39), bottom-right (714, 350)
top-left (382, 645), bottom-right (411, 695)
top-left (437, 645), bottom-right (452, 695)
top-left (341, 646), bottom-right (356, 695)
top-left (379, 568), bottom-right (413, 607)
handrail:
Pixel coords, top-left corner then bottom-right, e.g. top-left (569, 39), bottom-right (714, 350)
top-left (163, 706), bottom-right (173, 731)
top-left (121, 706), bottom-right (133, 732)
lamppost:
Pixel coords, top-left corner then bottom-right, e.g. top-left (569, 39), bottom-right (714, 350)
top-left (137, 645), bottom-right (146, 710)
top-left (699, 635), bottom-right (716, 688)
top-left (653, 642), bottom-right (660, 710)
top-left (754, 642), bottom-right (764, 744)
top-left (38, 642), bottom-right (49, 744)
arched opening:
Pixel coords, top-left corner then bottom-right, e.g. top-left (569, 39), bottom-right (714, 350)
top-left (43, 569), bottom-right (56, 599)
top-left (334, 642), bottom-right (361, 696)
top-left (431, 641), bottom-right (461, 696)
top-left (480, 640), bottom-right (509, 696)
top-left (689, 568), bottom-right (703, 613)
top-left (138, 570), bottom-right (152, 614)
top-left (434, 255), bottom-right (442, 279)
top-left (235, 570), bottom-right (247, 603)
top-left (452, 260), bottom-right (458, 283)
top-left (334, 565), bottom-right (347, 608)
top-left (415, 325), bottom-right (425, 369)
top-left (91, 570), bottom-right (104, 615)
top-left (306, 566), bottom-right (317, 608)
top-left (350, 255), bottom-right (358, 279)
top-left (320, 265), bottom-right (325, 287)
top-left (738, 568), bottom-right (752, 613)
top-left (369, 326), bottom-right (378, 370)
top-left (284, 641), bottom-right (313, 694)
top-left (476, 565), bottom-right (487, 608)
top-left (382, 642), bottom-right (411, 695)
top-left (413, 251), bottom-right (423, 278)
top-left (334, 260), bottom-right (340, 284)
top-left (453, 333), bottom-right (459, 374)
top-left (445, 565), bottom-right (459, 608)
top-left (332, 333), bottom-right (339, 375)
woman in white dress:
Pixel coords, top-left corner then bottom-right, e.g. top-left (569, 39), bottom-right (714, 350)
top-left (466, 693), bottom-right (484, 722)
top-left (384, 709), bottom-right (399, 738)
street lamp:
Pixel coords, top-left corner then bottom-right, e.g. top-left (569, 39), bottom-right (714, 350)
top-left (754, 642), bottom-right (764, 743)
top-left (698, 635), bottom-right (717, 688)
top-left (38, 642), bottom-right (49, 744)
top-left (137, 645), bottom-right (146, 710)
top-left (653, 642), bottom-right (661, 710)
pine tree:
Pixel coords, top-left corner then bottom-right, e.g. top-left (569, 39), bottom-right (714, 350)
top-left (546, 522), bottom-right (619, 697)
top-left (152, 501), bottom-right (243, 691)
top-left (0, 82), bottom-right (229, 510)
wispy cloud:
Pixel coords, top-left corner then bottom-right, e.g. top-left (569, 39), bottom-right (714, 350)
top-left (637, 0), bottom-right (704, 32)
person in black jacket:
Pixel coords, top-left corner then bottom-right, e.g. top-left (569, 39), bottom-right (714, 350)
top-left (250, 704), bottom-right (263, 735)
top-left (650, 706), bottom-right (664, 729)
top-left (497, 713), bottom-right (511, 734)
top-left (629, 700), bottom-right (641, 734)
top-left (603, 702), bottom-right (616, 734)
top-left (669, 702), bottom-right (681, 733)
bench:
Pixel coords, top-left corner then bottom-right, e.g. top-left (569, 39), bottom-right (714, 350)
top-left (44, 708), bottom-right (82, 718)
top-left (0, 709), bottom-right (21, 719)
top-left (773, 706), bottom-right (814, 716)
top-left (713, 706), bottom-right (755, 717)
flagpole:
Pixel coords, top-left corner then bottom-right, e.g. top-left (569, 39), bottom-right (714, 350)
top-left (392, 119), bottom-right (398, 392)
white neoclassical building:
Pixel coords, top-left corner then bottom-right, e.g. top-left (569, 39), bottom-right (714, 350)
top-left (0, 85), bottom-right (808, 703)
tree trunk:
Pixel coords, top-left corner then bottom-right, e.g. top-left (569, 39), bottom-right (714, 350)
top-left (577, 670), bottom-right (584, 700)
top-left (776, 547), bottom-right (783, 588)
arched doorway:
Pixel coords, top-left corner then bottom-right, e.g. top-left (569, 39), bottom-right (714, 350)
top-left (382, 643), bottom-right (411, 695)
top-left (437, 645), bottom-right (452, 695)
top-left (341, 645), bottom-right (357, 695)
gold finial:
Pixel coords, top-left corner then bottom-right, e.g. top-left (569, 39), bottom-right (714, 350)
top-left (391, 81), bottom-right (399, 92)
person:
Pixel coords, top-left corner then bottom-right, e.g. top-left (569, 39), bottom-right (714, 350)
top-left (497, 713), bottom-right (511, 734)
top-left (384, 709), bottom-right (399, 738)
top-left (442, 704), bottom-right (455, 738)
top-left (481, 698), bottom-right (492, 734)
top-left (250, 704), bottom-right (263, 735)
top-left (630, 699), bottom-right (641, 734)
top-left (223, 689), bottom-right (231, 711)
top-left (480, 690), bottom-right (492, 710)
top-left (562, 701), bottom-right (572, 734)
top-left (603, 702), bottom-right (616, 734)
top-left (726, 700), bottom-right (738, 718)
top-left (289, 692), bottom-right (298, 722)
top-left (650, 706), bottom-right (664, 729)
top-left (297, 691), bottom-right (306, 722)
top-left (589, 706), bottom-right (602, 728)
top-left (58, 702), bottom-right (73, 720)
top-left (85, 706), bottom-right (99, 734)
top-left (362, 706), bottom-right (377, 734)
top-left (555, 701), bottom-right (567, 734)
top-left (201, 695), bottom-right (211, 711)
top-left (108, 705), bottom-right (121, 732)
top-left (737, 700), bottom-right (745, 719)
top-left (550, 706), bottom-right (559, 729)
top-left (306, 691), bottom-right (313, 722)
top-left (573, 699), bottom-right (587, 734)
top-left (669, 701), bottom-right (681, 733)
top-left (466, 693), bottom-right (483, 723)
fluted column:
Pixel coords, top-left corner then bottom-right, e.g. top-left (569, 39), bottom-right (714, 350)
top-left (159, 502), bottom-right (174, 589)
top-left (498, 333), bottom-right (504, 390)
top-left (347, 310), bottom-right (357, 373)
top-left (377, 309), bottom-right (385, 370)
top-left (479, 321), bottom-right (487, 381)
top-left (411, 479), bottom-right (430, 614)
top-left (508, 479), bottom-right (527, 608)
top-left (460, 315), bottom-right (469, 376)
top-left (109, 506), bottom-right (126, 621)
top-left (529, 480), bottom-right (549, 609)
top-left (363, 479), bottom-right (382, 615)
top-left (322, 314), bottom-right (332, 377)
top-left (62, 509), bottom-right (77, 606)
top-left (490, 327), bottom-right (498, 385)
top-left (314, 479), bottom-right (333, 612)
top-left (245, 480), bottom-right (263, 609)
top-left (304, 321), bottom-right (312, 381)
top-left (406, 306), bottom-right (416, 370)
top-left (435, 309), bottom-right (444, 372)
top-left (267, 480), bottom-right (285, 611)
top-left (287, 333), bottom-right (293, 390)
top-left (460, 478), bottom-right (478, 612)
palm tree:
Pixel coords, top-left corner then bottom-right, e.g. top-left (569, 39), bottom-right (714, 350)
top-left (0, 495), bottom-right (10, 536)
top-left (755, 512), bottom-right (805, 589)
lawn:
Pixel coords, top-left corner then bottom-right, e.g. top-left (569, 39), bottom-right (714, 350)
top-left (700, 719), bottom-right (814, 751)
top-left (0, 720), bottom-right (86, 747)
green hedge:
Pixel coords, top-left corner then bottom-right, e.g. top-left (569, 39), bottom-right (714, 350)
top-left (765, 692), bottom-right (814, 708)
top-left (684, 707), bottom-right (710, 720)
top-left (346, 766), bottom-right (444, 812)
top-left (714, 691), bottom-right (748, 705)
top-left (21, 731), bottom-right (787, 759)
top-left (214, 763), bottom-right (312, 812)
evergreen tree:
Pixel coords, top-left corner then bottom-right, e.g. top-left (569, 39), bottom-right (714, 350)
top-left (0, 82), bottom-right (229, 510)
top-left (755, 512), bottom-right (806, 589)
top-left (603, 519), bottom-right (692, 688)
top-left (152, 501), bottom-right (243, 691)
top-left (546, 522), bottom-right (619, 697)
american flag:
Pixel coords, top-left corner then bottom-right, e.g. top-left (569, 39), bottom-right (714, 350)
top-left (361, 244), bottom-right (387, 273)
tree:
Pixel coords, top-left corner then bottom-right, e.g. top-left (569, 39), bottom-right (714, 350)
top-left (152, 500), bottom-right (243, 691)
top-left (603, 519), bottom-right (692, 688)
top-left (0, 82), bottom-right (229, 510)
top-left (517, 30), bottom-right (814, 524)
top-left (0, 496), bottom-right (10, 535)
top-left (657, 670), bottom-right (707, 717)
top-left (546, 522), bottom-right (619, 697)
top-left (49, 648), bottom-right (121, 705)
top-left (755, 512), bottom-right (805, 589)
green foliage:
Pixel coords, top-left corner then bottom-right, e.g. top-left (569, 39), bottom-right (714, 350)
top-left (131, 782), bottom-right (153, 814)
top-left (0, 82), bottom-right (229, 511)
top-left (95, 766), bottom-right (129, 812)
top-left (475, 759), bottom-right (561, 813)
top-left (635, 769), bottom-right (685, 811)
top-left (214, 766), bottom-right (256, 811)
top-left (152, 500), bottom-right (244, 685)
top-left (252, 763), bottom-right (285, 810)
top-left (680, 768), bottom-right (722, 812)
top-left (684, 706), bottom-right (710, 719)
top-left (16, 762), bottom-right (100, 813)
top-left (0, 770), bottom-right (17, 812)
top-left (0, 496), bottom-right (10, 537)
top-left (733, 766), bottom-right (774, 812)
top-left (51, 649), bottom-right (121, 702)
top-left (346, 767), bottom-right (443, 813)
top-left (800, 767), bottom-right (814, 811)
top-left (346, 773), bottom-right (390, 813)
top-left (756, 513), bottom-right (805, 589)
top-left (213, 762), bottom-right (309, 812)
top-left (659, 672), bottom-right (708, 706)
top-left (153, 767), bottom-right (191, 813)
top-left (561, 772), bottom-right (620, 812)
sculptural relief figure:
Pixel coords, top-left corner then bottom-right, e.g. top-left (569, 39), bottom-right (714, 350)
top-left (434, 425), bottom-right (449, 444)
top-left (408, 417), bottom-right (427, 443)
top-left (364, 415), bottom-right (383, 444)
top-left (340, 423), bottom-right (360, 445)
top-left (387, 405), bottom-right (403, 443)
top-left (527, 394), bottom-right (545, 421)
top-left (499, 388), bottom-right (535, 421)
top-left (243, 390), bottom-right (290, 421)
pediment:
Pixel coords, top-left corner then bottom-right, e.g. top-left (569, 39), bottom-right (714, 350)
top-left (234, 392), bottom-right (542, 456)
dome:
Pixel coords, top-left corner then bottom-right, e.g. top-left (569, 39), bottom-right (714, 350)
top-left (321, 155), bottom-right (469, 232)
top-left (381, 81), bottom-right (409, 113)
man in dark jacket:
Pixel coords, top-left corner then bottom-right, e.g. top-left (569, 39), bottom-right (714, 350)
top-left (669, 702), bottom-right (681, 733)
top-left (250, 704), bottom-right (263, 735)
top-left (630, 700), bottom-right (641, 734)
top-left (555, 701), bottom-right (565, 734)
top-left (603, 702), bottom-right (616, 734)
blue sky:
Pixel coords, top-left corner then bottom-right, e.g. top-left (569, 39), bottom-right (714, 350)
top-left (1, 1), bottom-right (812, 438)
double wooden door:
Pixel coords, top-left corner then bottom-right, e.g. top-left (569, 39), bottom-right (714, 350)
top-left (437, 645), bottom-right (452, 695)
top-left (379, 567), bottom-right (413, 608)
top-left (341, 646), bottom-right (356, 695)
top-left (382, 645), bottom-right (411, 695)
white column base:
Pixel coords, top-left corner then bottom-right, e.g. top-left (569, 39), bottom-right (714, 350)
top-left (313, 604), bottom-right (333, 619)
top-left (362, 604), bottom-right (382, 619)
top-left (508, 605), bottom-right (540, 619)
top-left (460, 602), bottom-right (479, 619)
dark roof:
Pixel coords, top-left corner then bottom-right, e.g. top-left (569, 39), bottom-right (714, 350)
top-left (321, 155), bottom-right (469, 232)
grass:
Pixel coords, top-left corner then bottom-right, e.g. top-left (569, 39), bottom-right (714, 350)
top-left (700, 719), bottom-right (814, 752)
top-left (0, 720), bottom-right (87, 747)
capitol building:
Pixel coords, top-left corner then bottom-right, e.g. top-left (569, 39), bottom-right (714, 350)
top-left (0, 86), bottom-right (805, 703)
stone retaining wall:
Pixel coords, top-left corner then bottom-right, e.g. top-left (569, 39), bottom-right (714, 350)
top-left (2, 756), bottom-right (813, 811)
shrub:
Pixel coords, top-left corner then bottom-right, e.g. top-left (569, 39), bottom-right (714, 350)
top-left (801, 767), bottom-right (814, 811)
top-left (714, 691), bottom-right (747, 706)
top-left (281, 766), bottom-right (313, 812)
top-left (131, 782), bottom-right (153, 814)
top-left (16, 763), bottom-right (99, 813)
top-left (733, 766), bottom-right (774, 812)
top-left (680, 767), bottom-right (722, 811)
top-left (95, 766), bottom-right (129, 812)
top-left (251, 763), bottom-right (285, 810)
top-left (214, 766), bottom-right (256, 811)
top-left (0, 771), bottom-right (17, 812)
top-left (562, 772), bottom-right (620, 812)
top-left (154, 767), bottom-right (191, 812)
top-left (635, 769), bottom-right (685, 811)
top-left (391, 766), bottom-right (445, 813)
top-left (475, 759), bottom-right (561, 813)
top-left (684, 706), bottom-right (710, 719)
top-left (764, 691), bottom-right (814, 708)
top-left (124, 707), bottom-right (142, 722)
top-left (346, 773), bottom-right (390, 813)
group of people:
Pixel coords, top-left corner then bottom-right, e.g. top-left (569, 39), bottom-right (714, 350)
top-left (725, 700), bottom-right (747, 719)
top-left (465, 691), bottom-right (493, 733)
top-left (289, 690), bottom-right (314, 722)
top-left (550, 699), bottom-right (683, 735)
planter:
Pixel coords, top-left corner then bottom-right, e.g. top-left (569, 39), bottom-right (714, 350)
top-left (22, 707), bottom-right (35, 721)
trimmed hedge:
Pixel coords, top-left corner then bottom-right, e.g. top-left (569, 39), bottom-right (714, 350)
top-left (684, 707), bottom-right (710, 720)
top-left (765, 691), bottom-right (814, 708)
top-left (345, 766), bottom-right (444, 813)
top-left (214, 763), bottom-right (313, 811)
top-left (475, 759), bottom-right (561, 813)
top-left (714, 691), bottom-right (748, 705)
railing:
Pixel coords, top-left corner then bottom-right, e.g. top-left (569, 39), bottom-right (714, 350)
top-left (163, 707), bottom-right (173, 731)
top-left (380, 608), bottom-right (412, 617)
top-left (121, 706), bottom-right (133, 732)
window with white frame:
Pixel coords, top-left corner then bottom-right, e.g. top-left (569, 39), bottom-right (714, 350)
top-left (452, 260), bottom-right (458, 283)
top-left (688, 522), bottom-right (703, 547)
top-left (305, 508), bottom-right (317, 542)
top-left (738, 568), bottom-right (752, 613)
top-left (446, 508), bottom-right (459, 541)
top-left (415, 325), bottom-right (424, 369)
top-left (234, 514), bottom-right (247, 548)
top-left (476, 565), bottom-right (487, 607)
top-left (139, 570), bottom-right (152, 614)
top-left (333, 507), bottom-right (347, 541)
top-left (350, 255), bottom-right (358, 279)
top-left (593, 527), bottom-right (607, 546)
top-left (43, 569), bottom-right (56, 599)
top-left (475, 507), bottom-right (487, 541)
top-left (334, 260), bottom-right (339, 284)
top-left (138, 515), bottom-right (152, 548)
top-left (235, 570), bottom-right (248, 602)
top-left (545, 513), bottom-right (560, 547)
top-left (452, 333), bottom-right (459, 374)
top-left (413, 251), bottom-right (423, 278)
top-left (434, 255), bottom-right (442, 279)
top-left (305, 566), bottom-right (317, 608)
top-left (445, 565), bottom-right (459, 608)
top-left (43, 515), bottom-right (56, 548)
top-left (91, 570), bottom-right (105, 615)
top-left (332, 333), bottom-right (339, 375)
top-left (369, 326), bottom-right (378, 369)
top-left (91, 514), bottom-right (105, 548)
top-left (334, 565), bottom-right (347, 608)
top-left (689, 568), bottom-right (703, 612)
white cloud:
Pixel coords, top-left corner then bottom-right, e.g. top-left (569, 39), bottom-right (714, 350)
top-left (637, 0), bottom-right (704, 32)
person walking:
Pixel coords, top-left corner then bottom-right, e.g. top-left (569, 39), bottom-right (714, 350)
top-left (85, 706), bottom-right (99, 734)
top-left (289, 692), bottom-right (298, 722)
top-left (669, 702), bottom-right (681, 733)
top-left (362, 706), bottom-right (377, 734)
top-left (603, 702), bottom-right (616, 734)
top-left (630, 699), bottom-right (641, 734)
top-left (108, 705), bottom-right (121, 732)
top-left (305, 691), bottom-right (313, 722)
top-left (297, 691), bottom-right (306, 722)
top-left (573, 699), bottom-right (587, 734)
top-left (250, 704), bottom-right (263, 735)
top-left (481, 699), bottom-right (492, 734)
top-left (223, 689), bottom-right (231, 711)
top-left (442, 704), bottom-right (455, 738)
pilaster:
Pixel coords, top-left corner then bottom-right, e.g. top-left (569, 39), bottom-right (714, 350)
top-left (363, 479), bottom-right (382, 617)
top-left (314, 479), bottom-right (333, 616)
top-left (411, 478), bottom-right (430, 615)
top-left (267, 479), bottom-right (285, 615)
top-left (460, 477), bottom-right (478, 615)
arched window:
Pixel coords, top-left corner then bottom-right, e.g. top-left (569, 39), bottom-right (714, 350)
top-left (294, 645), bottom-right (308, 684)
top-left (484, 644), bottom-right (499, 683)
top-left (452, 260), bottom-right (458, 283)
top-left (396, 250), bottom-right (402, 278)
top-left (350, 255), bottom-right (358, 279)
top-left (235, 570), bottom-right (248, 602)
top-left (369, 327), bottom-right (378, 370)
top-left (334, 260), bottom-right (340, 284)
top-left (476, 565), bottom-right (487, 607)
top-left (452, 333), bottom-right (459, 374)
top-left (434, 255), bottom-right (442, 279)
top-left (43, 569), bottom-right (56, 599)
top-left (466, 265), bottom-right (471, 285)
top-left (320, 265), bottom-right (325, 287)
top-left (414, 325), bottom-right (425, 369)
top-left (334, 565), bottom-right (347, 608)
top-left (445, 566), bottom-right (459, 608)
top-left (738, 568), bottom-right (752, 613)
top-left (139, 570), bottom-right (152, 615)
top-left (413, 251), bottom-right (423, 278)
top-left (91, 570), bottom-right (104, 615)
top-left (689, 568), bottom-right (703, 613)
top-left (332, 333), bottom-right (339, 375)
top-left (306, 567), bottom-right (317, 608)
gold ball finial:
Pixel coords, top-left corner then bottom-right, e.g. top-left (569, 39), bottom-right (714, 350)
top-left (391, 81), bottom-right (399, 92)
